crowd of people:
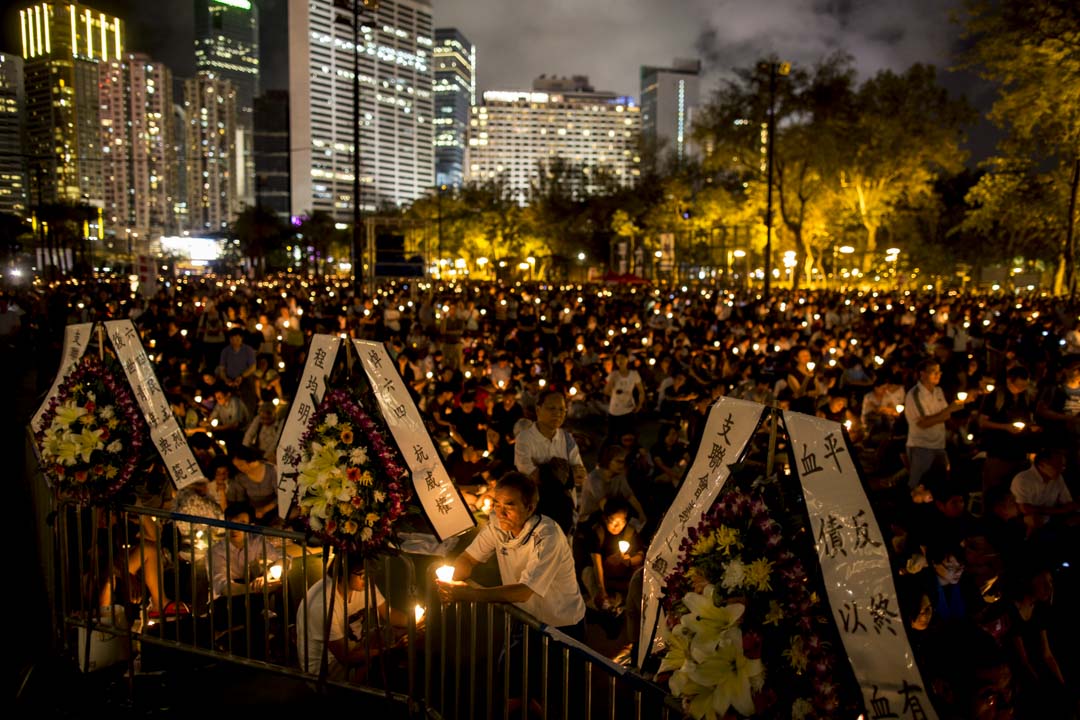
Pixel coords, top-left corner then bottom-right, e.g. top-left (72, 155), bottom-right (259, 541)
top-left (8, 274), bottom-right (1080, 716)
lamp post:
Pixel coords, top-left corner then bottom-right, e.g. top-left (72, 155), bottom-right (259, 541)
top-left (333, 0), bottom-right (378, 297)
top-left (760, 59), bottom-right (789, 301)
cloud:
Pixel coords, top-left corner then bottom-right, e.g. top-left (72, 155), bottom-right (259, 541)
top-left (435, 0), bottom-right (962, 98)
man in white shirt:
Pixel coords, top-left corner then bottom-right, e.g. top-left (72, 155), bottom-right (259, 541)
top-left (904, 360), bottom-right (964, 489)
top-left (437, 472), bottom-right (585, 632)
top-left (514, 390), bottom-right (587, 489)
top-left (296, 554), bottom-right (407, 680)
top-left (1010, 448), bottom-right (1077, 536)
top-left (604, 350), bottom-right (645, 442)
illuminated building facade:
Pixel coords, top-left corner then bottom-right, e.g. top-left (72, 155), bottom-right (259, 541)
top-left (433, 27), bottom-right (473, 188)
top-left (467, 77), bottom-right (641, 204)
top-left (287, 0), bottom-right (435, 220)
top-left (99, 53), bottom-right (178, 238)
top-left (19, 1), bottom-right (123, 209)
top-left (194, 0), bottom-right (259, 208)
top-left (640, 59), bottom-right (700, 166)
top-left (0, 53), bottom-right (27, 217)
top-left (183, 72), bottom-right (238, 233)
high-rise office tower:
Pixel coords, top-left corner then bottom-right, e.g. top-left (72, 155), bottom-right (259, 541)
top-left (640, 59), bottom-right (701, 166)
top-left (433, 27), bottom-right (474, 189)
top-left (287, 0), bottom-right (434, 220)
top-left (194, 0), bottom-right (259, 208)
top-left (183, 72), bottom-right (238, 233)
top-left (254, 90), bottom-right (290, 220)
top-left (467, 76), bottom-right (641, 204)
top-left (18, 2), bottom-right (122, 209)
top-left (0, 53), bottom-right (27, 217)
top-left (98, 53), bottom-right (178, 238)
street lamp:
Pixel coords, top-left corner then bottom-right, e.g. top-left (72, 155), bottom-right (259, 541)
top-left (333, 0), bottom-right (379, 297)
top-left (760, 59), bottom-right (790, 301)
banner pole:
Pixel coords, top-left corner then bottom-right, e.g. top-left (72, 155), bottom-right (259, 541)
top-left (97, 324), bottom-right (104, 362)
top-left (765, 406), bottom-right (779, 479)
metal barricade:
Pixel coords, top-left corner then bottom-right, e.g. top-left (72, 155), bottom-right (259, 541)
top-left (53, 501), bottom-right (680, 718)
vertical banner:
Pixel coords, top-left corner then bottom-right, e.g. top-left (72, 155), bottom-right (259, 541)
top-left (638, 397), bottom-right (765, 666)
top-left (104, 320), bottom-right (202, 490)
top-left (275, 333), bottom-right (342, 518)
top-left (784, 411), bottom-right (937, 720)
top-left (32, 322), bottom-right (94, 433)
top-left (354, 339), bottom-right (475, 541)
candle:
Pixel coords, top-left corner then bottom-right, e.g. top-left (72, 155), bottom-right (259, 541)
top-left (1012, 421), bottom-right (1025, 430)
top-left (985, 384), bottom-right (995, 393)
top-left (618, 540), bottom-right (630, 555)
top-left (268, 563), bottom-right (283, 581)
top-left (956, 392), bottom-right (968, 402)
top-left (435, 565), bottom-right (455, 583)
top-left (896, 404), bottom-right (905, 414)
top-left (806, 361), bottom-right (816, 372)
top-left (414, 605), bottom-right (426, 623)
top-left (481, 497), bottom-right (492, 513)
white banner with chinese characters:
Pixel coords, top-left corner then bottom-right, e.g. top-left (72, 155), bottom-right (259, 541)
top-left (638, 397), bottom-right (765, 666)
top-left (785, 411), bottom-right (937, 720)
top-left (353, 339), bottom-right (476, 541)
top-left (104, 320), bottom-right (202, 490)
top-left (275, 333), bottom-right (342, 518)
top-left (32, 322), bottom-right (94, 433)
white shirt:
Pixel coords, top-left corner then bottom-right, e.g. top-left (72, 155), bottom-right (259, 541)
top-left (296, 576), bottom-right (386, 678)
top-left (514, 423), bottom-right (583, 477)
top-left (861, 387), bottom-right (905, 426)
top-left (208, 536), bottom-right (281, 599)
top-left (465, 514), bottom-right (585, 627)
top-left (1011, 466), bottom-right (1073, 509)
top-left (607, 369), bottom-right (642, 416)
top-left (905, 382), bottom-right (949, 449)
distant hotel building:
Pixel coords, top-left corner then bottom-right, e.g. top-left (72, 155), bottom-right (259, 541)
top-left (433, 27), bottom-right (474, 188)
top-left (183, 72), bottom-right (238, 233)
top-left (287, 0), bottom-right (435, 221)
top-left (0, 53), bottom-right (27, 217)
top-left (99, 53), bottom-right (178, 238)
top-left (640, 59), bottom-right (701, 166)
top-left (194, 0), bottom-right (259, 208)
top-left (467, 75), bottom-right (641, 204)
top-left (18, 2), bottom-right (122, 212)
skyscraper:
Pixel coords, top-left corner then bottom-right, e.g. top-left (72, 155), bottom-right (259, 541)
top-left (0, 53), bottom-right (27, 217)
top-left (183, 72), bottom-right (238, 233)
top-left (467, 76), bottom-right (641, 204)
top-left (433, 27), bottom-right (474, 189)
top-left (287, 0), bottom-right (435, 221)
top-left (254, 90), bottom-right (290, 220)
top-left (98, 53), bottom-right (178, 238)
top-left (194, 0), bottom-right (259, 208)
top-left (19, 2), bottom-right (123, 209)
top-left (640, 59), bottom-right (701, 166)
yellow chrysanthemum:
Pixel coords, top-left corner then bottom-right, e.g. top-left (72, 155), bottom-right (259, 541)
top-left (743, 557), bottom-right (773, 592)
top-left (764, 600), bottom-right (784, 626)
top-left (690, 533), bottom-right (716, 557)
top-left (713, 525), bottom-right (741, 555)
top-left (784, 636), bottom-right (808, 674)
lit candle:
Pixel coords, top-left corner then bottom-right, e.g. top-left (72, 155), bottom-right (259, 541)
top-left (268, 563), bottom-right (283, 581)
top-left (985, 384), bottom-right (995, 393)
top-left (844, 420), bottom-right (853, 431)
top-left (1012, 421), bottom-right (1025, 430)
top-left (435, 565), bottom-right (455, 583)
top-left (806, 362), bottom-right (816, 372)
top-left (414, 605), bottom-right (426, 623)
top-left (956, 392), bottom-right (968, 402)
top-left (618, 540), bottom-right (630, 555)
top-left (896, 404), bottom-right (905, 414)
top-left (481, 497), bottom-right (492, 513)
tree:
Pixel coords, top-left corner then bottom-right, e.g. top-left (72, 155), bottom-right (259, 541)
top-left (961, 0), bottom-right (1080, 294)
top-left (231, 205), bottom-right (287, 278)
top-left (835, 64), bottom-right (974, 270)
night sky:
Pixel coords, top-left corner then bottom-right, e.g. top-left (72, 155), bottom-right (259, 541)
top-left (2, 0), bottom-right (1000, 159)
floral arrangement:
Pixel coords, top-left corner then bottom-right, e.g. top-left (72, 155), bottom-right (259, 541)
top-left (293, 388), bottom-right (407, 555)
top-left (35, 355), bottom-right (148, 504)
top-left (658, 482), bottom-right (859, 720)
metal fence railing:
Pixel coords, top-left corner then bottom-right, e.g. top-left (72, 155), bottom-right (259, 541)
top-left (47, 498), bottom-right (680, 718)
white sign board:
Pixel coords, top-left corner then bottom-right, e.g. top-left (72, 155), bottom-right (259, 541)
top-left (353, 340), bottom-right (475, 541)
top-left (32, 322), bottom-right (94, 433)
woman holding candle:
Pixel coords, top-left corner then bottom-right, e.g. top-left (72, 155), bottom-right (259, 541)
top-left (576, 497), bottom-right (644, 614)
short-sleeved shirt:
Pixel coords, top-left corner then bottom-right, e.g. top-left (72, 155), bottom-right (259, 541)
top-left (514, 424), bottom-right (583, 478)
top-left (1011, 466), bottom-right (1073, 509)
top-left (297, 577), bottom-right (386, 678)
top-left (607, 370), bottom-right (642, 416)
top-left (208, 536), bottom-right (281, 599)
top-left (905, 382), bottom-right (949, 449)
top-left (219, 344), bottom-right (256, 380)
top-left (227, 463), bottom-right (279, 510)
top-left (464, 514), bottom-right (585, 628)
